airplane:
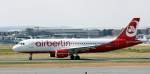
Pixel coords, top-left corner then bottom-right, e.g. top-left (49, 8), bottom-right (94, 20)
top-left (12, 18), bottom-right (142, 60)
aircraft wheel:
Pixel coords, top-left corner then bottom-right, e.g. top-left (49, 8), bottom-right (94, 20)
top-left (29, 56), bottom-right (32, 60)
top-left (29, 53), bottom-right (32, 60)
top-left (70, 55), bottom-right (74, 60)
top-left (75, 55), bottom-right (80, 60)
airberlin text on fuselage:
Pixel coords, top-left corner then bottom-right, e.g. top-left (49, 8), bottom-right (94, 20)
top-left (35, 40), bottom-right (71, 47)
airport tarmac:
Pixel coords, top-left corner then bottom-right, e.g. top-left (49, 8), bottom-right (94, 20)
top-left (0, 66), bottom-right (150, 74)
top-left (1, 57), bottom-right (150, 65)
top-left (1, 52), bottom-right (150, 74)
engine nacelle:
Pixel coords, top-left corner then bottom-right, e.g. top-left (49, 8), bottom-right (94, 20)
top-left (50, 49), bottom-right (69, 58)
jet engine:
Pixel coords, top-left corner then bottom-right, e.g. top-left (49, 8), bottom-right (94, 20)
top-left (50, 49), bottom-right (69, 58)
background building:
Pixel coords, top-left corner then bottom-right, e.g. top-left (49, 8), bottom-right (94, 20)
top-left (0, 26), bottom-right (149, 44)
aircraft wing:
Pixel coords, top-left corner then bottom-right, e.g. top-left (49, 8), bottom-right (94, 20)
top-left (68, 45), bottom-right (99, 53)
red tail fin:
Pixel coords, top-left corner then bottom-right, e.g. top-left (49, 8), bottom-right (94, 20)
top-left (117, 18), bottom-right (140, 40)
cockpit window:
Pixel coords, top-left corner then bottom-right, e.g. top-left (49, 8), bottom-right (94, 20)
top-left (19, 42), bottom-right (25, 45)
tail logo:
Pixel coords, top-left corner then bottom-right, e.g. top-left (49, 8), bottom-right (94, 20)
top-left (126, 21), bottom-right (137, 37)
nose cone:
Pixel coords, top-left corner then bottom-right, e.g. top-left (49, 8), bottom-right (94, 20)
top-left (12, 45), bottom-right (16, 51)
top-left (12, 45), bottom-right (20, 51)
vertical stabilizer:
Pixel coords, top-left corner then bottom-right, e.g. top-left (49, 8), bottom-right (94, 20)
top-left (117, 18), bottom-right (140, 40)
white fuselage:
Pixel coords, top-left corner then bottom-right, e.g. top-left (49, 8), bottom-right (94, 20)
top-left (12, 38), bottom-right (115, 52)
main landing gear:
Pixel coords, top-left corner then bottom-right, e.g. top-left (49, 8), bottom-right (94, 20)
top-left (70, 54), bottom-right (80, 60)
top-left (28, 53), bottom-right (80, 60)
top-left (29, 53), bottom-right (33, 60)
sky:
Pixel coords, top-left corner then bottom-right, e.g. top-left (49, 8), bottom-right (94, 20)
top-left (0, 0), bottom-right (149, 29)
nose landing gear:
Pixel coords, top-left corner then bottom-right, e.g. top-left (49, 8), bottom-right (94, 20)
top-left (29, 53), bottom-right (32, 60)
